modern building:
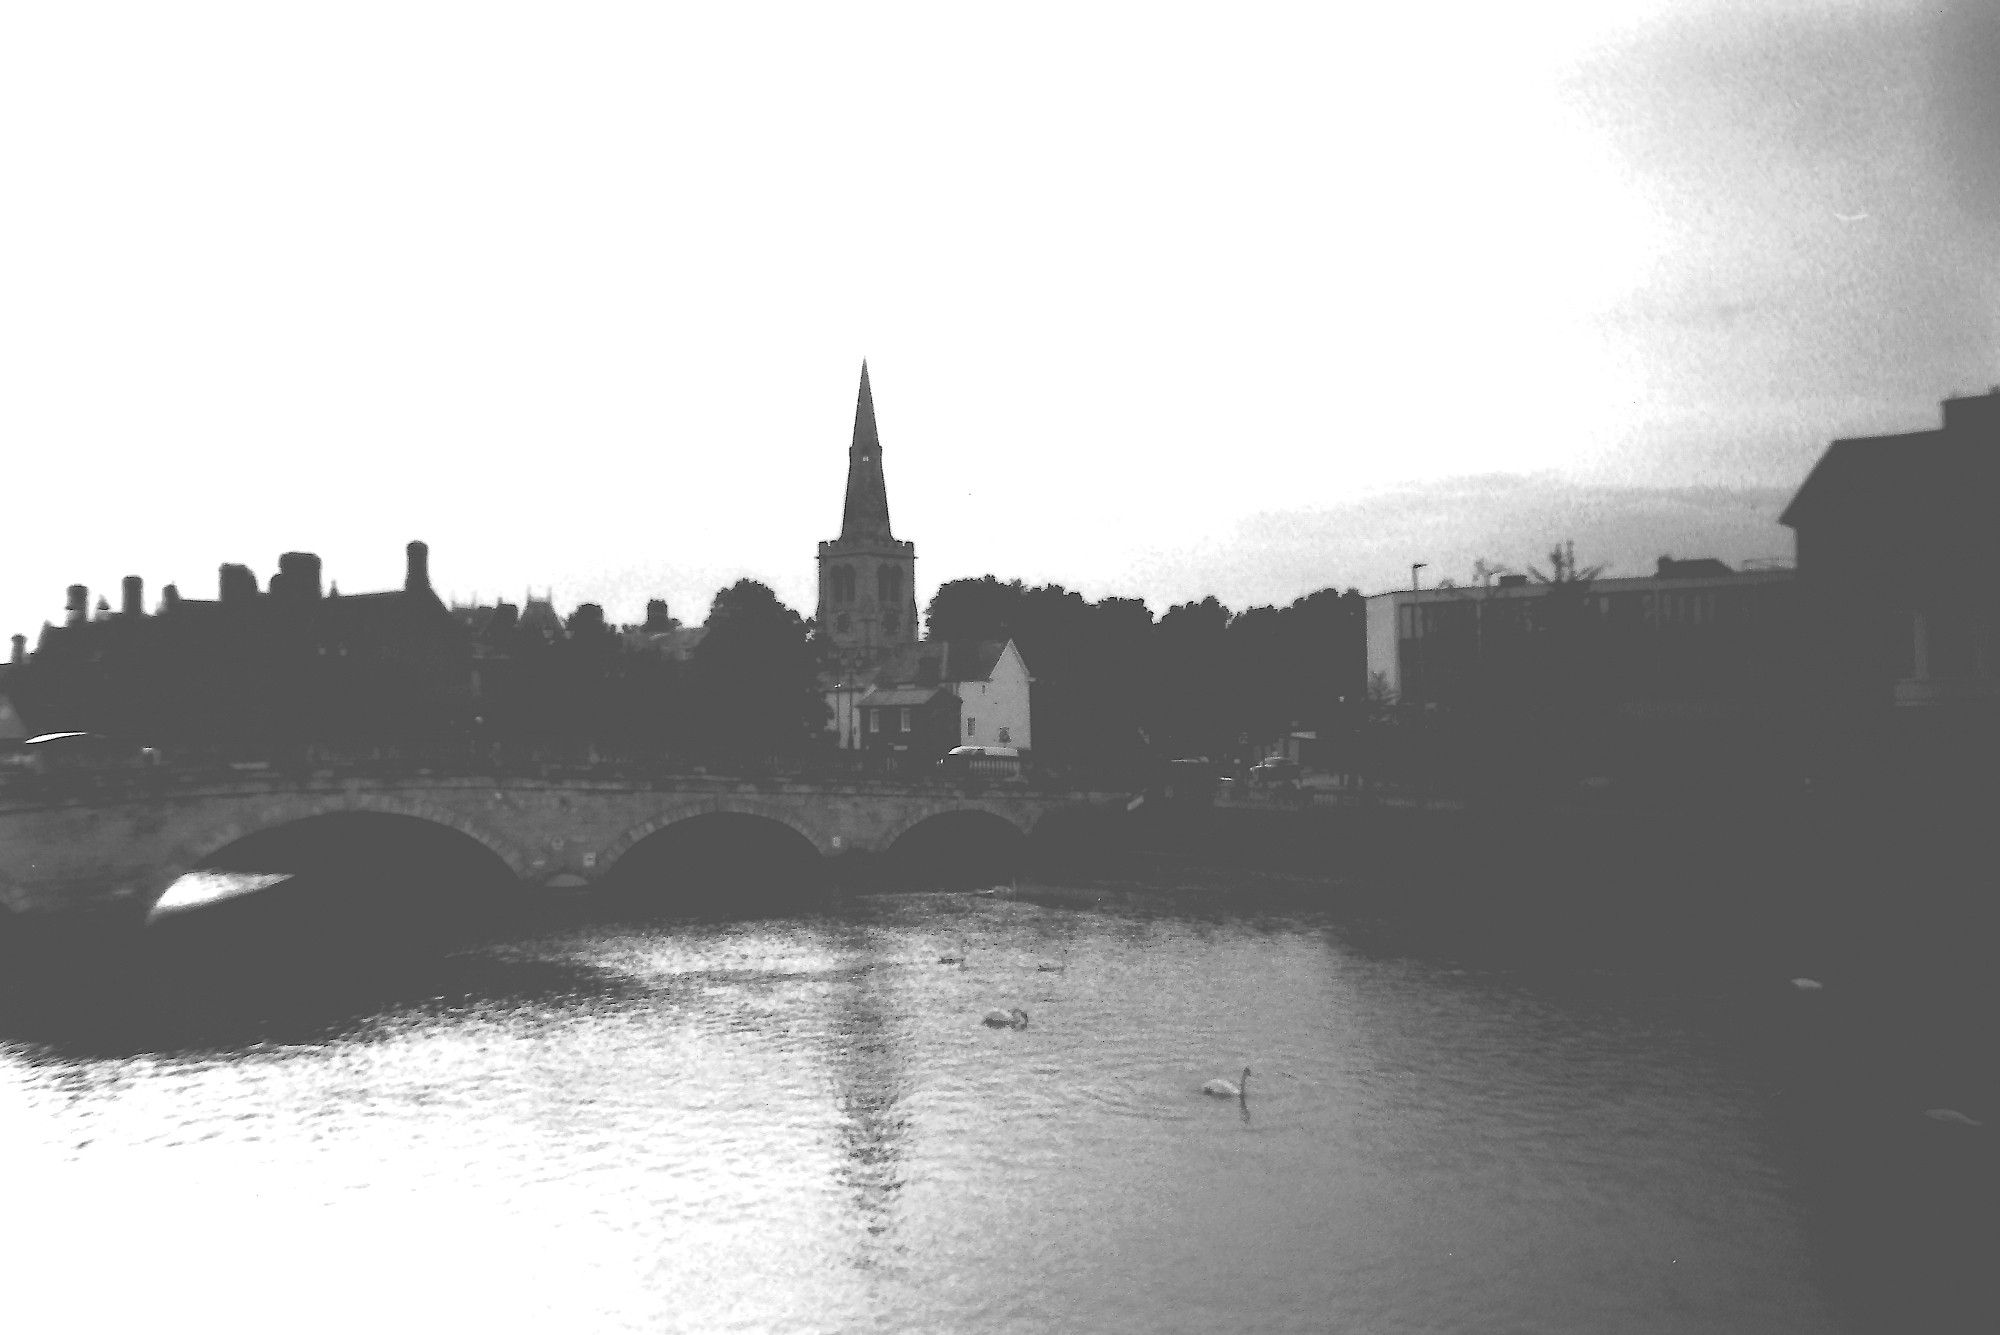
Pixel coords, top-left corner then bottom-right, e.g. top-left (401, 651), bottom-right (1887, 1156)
top-left (1365, 558), bottom-right (1798, 715)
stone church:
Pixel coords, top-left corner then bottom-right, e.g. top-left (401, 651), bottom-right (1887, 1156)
top-left (816, 364), bottom-right (1033, 759)
top-left (817, 361), bottom-right (919, 670)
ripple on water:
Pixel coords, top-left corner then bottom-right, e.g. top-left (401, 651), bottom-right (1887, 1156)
top-left (0, 887), bottom-right (1866, 1335)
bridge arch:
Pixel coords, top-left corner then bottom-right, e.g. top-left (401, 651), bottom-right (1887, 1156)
top-left (878, 801), bottom-right (1034, 852)
top-left (879, 803), bottom-right (1033, 889)
top-left (599, 795), bottom-right (837, 871)
top-left (177, 792), bottom-right (535, 883)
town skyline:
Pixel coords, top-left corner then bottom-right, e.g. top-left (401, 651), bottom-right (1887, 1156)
top-left (5, 2), bottom-right (1997, 640)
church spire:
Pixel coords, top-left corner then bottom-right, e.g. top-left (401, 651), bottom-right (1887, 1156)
top-left (840, 361), bottom-right (894, 542)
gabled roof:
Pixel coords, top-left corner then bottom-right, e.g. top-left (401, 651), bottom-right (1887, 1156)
top-left (945, 638), bottom-right (1032, 683)
top-left (1783, 394), bottom-right (2000, 530)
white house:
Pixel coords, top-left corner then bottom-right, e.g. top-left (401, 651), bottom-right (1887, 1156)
top-left (822, 637), bottom-right (1034, 755)
top-left (948, 639), bottom-right (1032, 753)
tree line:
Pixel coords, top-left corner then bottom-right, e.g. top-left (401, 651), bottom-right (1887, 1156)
top-left (923, 577), bottom-right (1369, 778)
top-left (7, 571), bottom-right (1369, 775)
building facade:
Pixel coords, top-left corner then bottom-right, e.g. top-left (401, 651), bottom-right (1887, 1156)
top-left (950, 639), bottom-right (1032, 752)
top-left (1365, 560), bottom-right (1798, 715)
top-left (1781, 388), bottom-right (2000, 775)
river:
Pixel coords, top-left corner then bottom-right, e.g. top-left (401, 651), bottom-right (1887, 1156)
top-left (2, 873), bottom-right (1990, 1334)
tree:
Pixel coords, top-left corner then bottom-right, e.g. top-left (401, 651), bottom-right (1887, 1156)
top-left (925, 576), bottom-right (1024, 644)
top-left (689, 580), bottom-right (823, 762)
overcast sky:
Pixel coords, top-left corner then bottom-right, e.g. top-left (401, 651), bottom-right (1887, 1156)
top-left (4, 0), bottom-right (1997, 643)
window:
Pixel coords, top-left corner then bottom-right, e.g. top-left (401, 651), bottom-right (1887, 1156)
top-left (967, 717), bottom-right (976, 738)
top-left (879, 565), bottom-right (903, 604)
top-left (869, 711), bottom-right (880, 734)
top-left (1929, 608), bottom-right (1978, 677)
top-left (1886, 611), bottom-right (1918, 677)
top-left (834, 612), bottom-right (851, 634)
top-left (899, 707), bottom-right (911, 733)
top-left (832, 565), bottom-right (856, 603)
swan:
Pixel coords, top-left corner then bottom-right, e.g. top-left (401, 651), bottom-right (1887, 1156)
top-left (1203, 1067), bottom-right (1251, 1099)
top-left (982, 1007), bottom-right (1029, 1028)
top-left (1924, 1108), bottom-right (1983, 1128)
top-left (1790, 978), bottom-right (1823, 992)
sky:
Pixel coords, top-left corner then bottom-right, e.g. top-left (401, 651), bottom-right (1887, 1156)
top-left (4, 0), bottom-right (1998, 644)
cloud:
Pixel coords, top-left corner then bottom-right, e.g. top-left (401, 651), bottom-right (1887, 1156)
top-left (1933, 0), bottom-right (2000, 228)
top-left (1113, 474), bottom-right (1799, 607)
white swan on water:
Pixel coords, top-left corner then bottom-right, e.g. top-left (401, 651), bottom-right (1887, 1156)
top-left (1924, 1108), bottom-right (1983, 1128)
top-left (983, 1008), bottom-right (1028, 1028)
top-left (1203, 1067), bottom-right (1251, 1099)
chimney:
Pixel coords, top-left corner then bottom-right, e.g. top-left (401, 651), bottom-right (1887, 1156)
top-left (1941, 388), bottom-right (2000, 437)
top-left (66, 585), bottom-right (88, 626)
top-left (279, 551), bottom-right (323, 602)
top-left (122, 576), bottom-right (143, 617)
top-left (405, 540), bottom-right (430, 593)
top-left (10, 633), bottom-right (24, 665)
top-left (162, 584), bottom-right (181, 612)
top-left (644, 599), bottom-right (672, 632)
top-left (219, 563), bottom-right (258, 607)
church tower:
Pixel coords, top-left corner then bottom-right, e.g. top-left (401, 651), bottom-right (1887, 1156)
top-left (818, 362), bottom-right (918, 664)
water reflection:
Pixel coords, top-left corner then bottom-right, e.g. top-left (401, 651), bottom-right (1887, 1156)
top-left (820, 922), bottom-right (914, 1263)
top-left (3, 875), bottom-right (1988, 1333)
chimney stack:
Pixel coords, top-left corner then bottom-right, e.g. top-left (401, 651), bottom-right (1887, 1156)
top-left (10, 634), bottom-right (24, 665)
top-left (66, 585), bottom-right (88, 626)
top-left (405, 540), bottom-right (430, 593)
top-left (1941, 388), bottom-right (2000, 437)
top-left (122, 576), bottom-right (144, 617)
top-left (279, 551), bottom-right (323, 602)
top-left (162, 584), bottom-right (181, 612)
top-left (219, 563), bottom-right (258, 607)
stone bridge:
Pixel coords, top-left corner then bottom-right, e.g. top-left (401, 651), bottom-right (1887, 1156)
top-left (0, 769), bottom-right (1127, 926)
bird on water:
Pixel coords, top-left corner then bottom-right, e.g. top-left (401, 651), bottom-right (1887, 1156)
top-left (983, 1007), bottom-right (1029, 1028)
top-left (1203, 1067), bottom-right (1251, 1099)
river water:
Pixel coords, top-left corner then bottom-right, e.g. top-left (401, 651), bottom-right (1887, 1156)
top-left (2, 875), bottom-right (1988, 1334)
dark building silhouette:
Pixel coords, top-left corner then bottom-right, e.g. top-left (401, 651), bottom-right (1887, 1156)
top-left (818, 362), bottom-right (918, 669)
top-left (1782, 387), bottom-right (2000, 777)
top-left (8, 540), bottom-right (470, 753)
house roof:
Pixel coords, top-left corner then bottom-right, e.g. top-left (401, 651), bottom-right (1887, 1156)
top-left (946, 640), bottom-right (1006, 682)
top-left (819, 641), bottom-right (948, 693)
top-left (1782, 397), bottom-right (2000, 531)
top-left (858, 685), bottom-right (956, 709)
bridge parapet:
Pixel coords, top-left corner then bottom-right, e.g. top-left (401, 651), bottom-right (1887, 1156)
top-left (0, 769), bottom-right (1125, 925)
